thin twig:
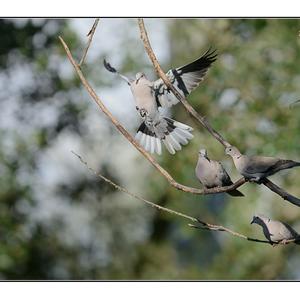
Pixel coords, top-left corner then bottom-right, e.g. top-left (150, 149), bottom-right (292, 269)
top-left (59, 35), bottom-right (246, 196)
top-left (72, 150), bottom-right (294, 246)
top-left (188, 224), bottom-right (297, 245)
top-left (78, 18), bottom-right (100, 67)
top-left (188, 224), bottom-right (268, 243)
top-left (137, 18), bottom-right (300, 208)
top-left (71, 150), bottom-right (197, 222)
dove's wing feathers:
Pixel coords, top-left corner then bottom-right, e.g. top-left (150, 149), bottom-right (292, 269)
top-left (279, 222), bottom-right (299, 239)
top-left (243, 156), bottom-right (300, 177)
top-left (219, 163), bottom-right (234, 186)
top-left (152, 48), bottom-right (217, 108)
top-left (243, 156), bottom-right (282, 174)
top-left (219, 162), bottom-right (244, 197)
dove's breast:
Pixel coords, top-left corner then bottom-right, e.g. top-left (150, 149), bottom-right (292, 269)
top-left (131, 81), bottom-right (157, 115)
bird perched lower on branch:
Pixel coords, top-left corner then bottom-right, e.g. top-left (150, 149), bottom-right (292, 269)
top-left (225, 146), bottom-right (300, 182)
top-left (195, 149), bottom-right (244, 197)
top-left (104, 48), bottom-right (217, 154)
top-left (251, 215), bottom-right (300, 245)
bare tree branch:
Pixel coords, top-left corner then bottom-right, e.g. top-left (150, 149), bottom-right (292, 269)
top-left (262, 178), bottom-right (300, 207)
top-left (72, 150), bottom-right (297, 246)
top-left (58, 35), bottom-right (246, 196)
top-left (188, 224), bottom-right (270, 244)
top-left (78, 18), bottom-right (100, 67)
top-left (188, 224), bottom-right (298, 245)
top-left (137, 18), bottom-right (300, 208)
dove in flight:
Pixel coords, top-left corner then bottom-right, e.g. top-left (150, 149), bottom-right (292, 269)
top-left (104, 48), bottom-right (217, 154)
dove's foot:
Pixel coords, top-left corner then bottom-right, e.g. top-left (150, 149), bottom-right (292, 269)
top-left (279, 239), bottom-right (290, 245)
top-left (247, 177), bottom-right (263, 184)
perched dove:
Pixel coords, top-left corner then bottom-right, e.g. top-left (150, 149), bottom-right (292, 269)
top-left (104, 48), bottom-right (217, 155)
top-left (225, 146), bottom-right (300, 182)
top-left (251, 215), bottom-right (300, 244)
top-left (195, 149), bottom-right (244, 197)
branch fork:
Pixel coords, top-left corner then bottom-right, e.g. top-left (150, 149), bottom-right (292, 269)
top-left (58, 18), bottom-right (300, 246)
top-left (137, 18), bottom-right (300, 208)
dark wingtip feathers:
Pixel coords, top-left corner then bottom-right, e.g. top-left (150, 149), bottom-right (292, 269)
top-left (202, 46), bottom-right (218, 63)
top-left (178, 47), bottom-right (218, 74)
top-left (103, 59), bottom-right (117, 73)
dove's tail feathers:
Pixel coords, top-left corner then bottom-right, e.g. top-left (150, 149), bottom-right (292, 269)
top-left (280, 160), bottom-right (300, 170)
top-left (135, 118), bottom-right (193, 155)
top-left (162, 118), bottom-right (193, 154)
top-left (135, 123), bottom-right (162, 155)
top-left (226, 189), bottom-right (244, 197)
top-left (103, 59), bottom-right (117, 73)
top-left (103, 59), bottom-right (132, 85)
top-left (271, 160), bottom-right (300, 175)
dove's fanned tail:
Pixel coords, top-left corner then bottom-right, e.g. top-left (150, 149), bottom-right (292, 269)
top-left (135, 117), bottom-right (193, 155)
top-left (135, 122), bottom-right (162, 155)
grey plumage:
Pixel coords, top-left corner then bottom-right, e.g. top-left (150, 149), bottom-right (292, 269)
top-left (225, 146), bottom-right (300, 181)
top-left (195, 149), bottom-right (244, 197)
top-left (103, 49), bottom-right (216, 155)
top-left (251, 215), bottom-right (300, 244)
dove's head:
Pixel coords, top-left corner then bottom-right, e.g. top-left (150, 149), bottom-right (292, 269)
top-left (135, 72), bottom-right (147, 83)
top-left (225, 146), bottom-right (241, 158)
top-left (250, 214), bottom-right (270, 225)
top-left (250, 215), bottom-right (260, 225)
top-left (199, 148), bottom-right (208, 158)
